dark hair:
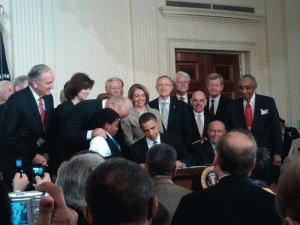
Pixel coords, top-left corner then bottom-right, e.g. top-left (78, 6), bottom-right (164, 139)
top-left (87, 108), bottom-right (120, 130)
top-left (65, 73), bottom-right (94, 100)
top-left (216, 130), bottom-right (257, 176)
top-left (250, 147), bottom-right (271, 182)
top-left (127, 84), bottom-right (150, 105)
top-left (139, 112), bottom-right (158, 127)
top-left (239, 74), bottom-right (257, 89)
top-left (27, 64), bottom-right (51, 86)
top-left (85, 158), bottom-right (153, 225)
top-left (96, 92), bottom-right (113, 100)
top-left (146, 143), bottom-right (177, 177)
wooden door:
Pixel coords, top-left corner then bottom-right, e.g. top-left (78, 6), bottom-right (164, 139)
top-left (175, 50), bottom-right (240, 99)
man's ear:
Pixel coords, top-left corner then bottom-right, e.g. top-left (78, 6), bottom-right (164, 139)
top-left (147, 196), bottom-right (158, 222)
top-left (83, 205), bottom-right (94, 225)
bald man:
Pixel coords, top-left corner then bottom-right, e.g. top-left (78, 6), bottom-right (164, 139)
top-left (191, 120), bottom-right (226, 166)
top-left (189, 91), bottom-right (213, 143)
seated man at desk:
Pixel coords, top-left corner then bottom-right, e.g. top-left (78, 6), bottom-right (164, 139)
top-left (191, 120), bottom-right (226, 166)
top-left (129, 112), bottom-right (192, 165)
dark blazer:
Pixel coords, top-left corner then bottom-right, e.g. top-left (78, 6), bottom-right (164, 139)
top-left (282, 127), bottom-right (300, 159)
top-left (225, 94), bottom-right (282, 156)
top-left (59, 99), bottom-right (103, 160)
top-left (0, 86), bottom-right (54, 185)
top-left (129, 133), bottom-right (191, 164)
top-left (189, 108), bottom-right (213, 142)
top-left (174, 93), bottom-right (192, 105)
top-left (171, 175), bottom-right (282, 225)
top-left (148, 97), bottom-right (194, 146)
top-left (205, 95), bottom-right (232, 122)
top-left (191, 140), bottom-right (215, 166)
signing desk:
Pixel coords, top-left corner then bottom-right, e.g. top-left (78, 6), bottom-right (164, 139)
top-left (173, 166), bottom-right (217, 191)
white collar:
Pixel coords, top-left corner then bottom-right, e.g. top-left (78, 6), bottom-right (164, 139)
top-left (146, 133), bottom-right (161, 148)
top-left (243, 92), bottom-right (256, 105)
top-left (193, 110), bottom-right (205, 117)
top-left (209, 95), bottom-right (221, 101)
top-left (29, 85), bottom-right (41, 101)
top-left (159, 97), bottom-right (171, 104)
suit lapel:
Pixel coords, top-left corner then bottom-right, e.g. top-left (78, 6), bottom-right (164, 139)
top-left (167, 97), bottom-right (178, 131)
top-left (253, 94), bottom-right (262, 127)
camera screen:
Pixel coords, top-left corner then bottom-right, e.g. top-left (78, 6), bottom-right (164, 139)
top-left (16, 159), bottom-right (22, 168)
top-left (32, 166), bottom-right (44, 176)
top-left (11, 201), bottom-right (28, 225)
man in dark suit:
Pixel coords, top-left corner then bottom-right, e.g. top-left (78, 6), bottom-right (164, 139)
top-left (0, 64), bottom-right (54, 190)
top-left (173, 71), bottom-right (192, 104)
top-left (129, 112), bottom-right (192, 165)
top-left (280, 118), bottom-right (300, 160)
top-left (204, 73), bottom-right (232, 122)
top-left (59, 95), bottom-right (132, 161)
top-left (225, 75), bottom-right (282, 166)
top-left (191, 120), bottom-right (226, 166)
top-left (189, 90), bottom-right (213, 143)
top-left (171, 130), bottom-right (282, 225)
top-left (149, 75), bottom-right (193, 146)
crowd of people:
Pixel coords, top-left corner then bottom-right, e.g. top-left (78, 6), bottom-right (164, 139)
top-left (0, 64), bottom-right (299, 224)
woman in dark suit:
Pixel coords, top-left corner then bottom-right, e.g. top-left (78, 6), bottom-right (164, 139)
top-left (120, 84), bottom-right (163, 146)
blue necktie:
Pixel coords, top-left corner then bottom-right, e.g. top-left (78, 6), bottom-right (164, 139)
top-left (111, 137), bottom-right (121, 151)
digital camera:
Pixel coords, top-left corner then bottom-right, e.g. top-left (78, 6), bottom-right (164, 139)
top-left (9, 190), bottom-right (44, 225)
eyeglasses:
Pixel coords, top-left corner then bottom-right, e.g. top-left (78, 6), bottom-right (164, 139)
top-left (157, 84), bottom-right (173, 88)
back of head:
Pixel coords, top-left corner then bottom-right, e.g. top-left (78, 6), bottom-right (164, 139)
top-left (56, 153), bottom-right (105, 210)
top-left (27, 64), bottom-right (51, 86)
top-left (87, 108), bottom-right (120, 130)
top-left (146, 143), bottom-right (177, 177)
top-left (276, 159), bottom-right (300, 223)
top-left (85, 158), bottom-right (153, 225)
top-left (215, 129), bottom-right (257, 176)
top-left (13, 75), bottom-right (28, 91)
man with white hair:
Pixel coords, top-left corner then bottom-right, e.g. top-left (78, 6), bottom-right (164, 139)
top-left (174, 71), bottom-right (191, 104)
top-left (0, 80), bottom-right (14, 104)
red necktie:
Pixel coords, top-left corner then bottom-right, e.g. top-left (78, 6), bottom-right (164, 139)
top-left (245, 100), bottom-right (252, 130)
top-left (38, 97), bottom-right (46, 131)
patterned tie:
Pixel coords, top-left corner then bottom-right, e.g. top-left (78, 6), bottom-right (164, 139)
top-left (38, 97), bottom-right (46, 132)
top-left (179, 96), bottom-right (185, 102)
top-left (209, 100), bottom-right (215, 115)
top-left (153, 141), bottom-right (158, 147)
top-left (161, 102), bottom-right (168, 129)
top-left (245, 100), bottom-right (253, 130)
top-left (197, 113), bottom-right (204, 137)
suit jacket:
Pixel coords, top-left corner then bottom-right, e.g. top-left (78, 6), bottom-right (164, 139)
top-left (171, 175), bottom-right (282, 225)
top-left (153, 178), bottom-right (192, 224)
top-left (0, 86), bottom-right (54, 185)
top-left (120, 105), bottom-right (163, 146)
top-left (174, 93), bottom-right (192, 105)
top-left (191, 140), bottom-right (215, 166)
top-left (189, 108), bottom-right (213, 142)
top-left (225, 94), bottom-right (282, 156)
top-left (129, 133), bottom-right (191, 164)
top-left (205, 95), bottom-right (232, 122)
top-left (282, 126), bottom-right (300, 159)
top-left (148, 97), bottom-right (194, 146)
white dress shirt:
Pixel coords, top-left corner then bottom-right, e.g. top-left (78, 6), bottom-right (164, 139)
top-left (29, 85), bottom-right (45, 112)
top-left (146, 133), bottom-right (161, 149)
top-left (176, 93), bottom-right (189, 104)
top-left (89, 132), bottom-right (113, 157)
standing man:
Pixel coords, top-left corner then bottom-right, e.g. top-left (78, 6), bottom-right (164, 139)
top-left (226, 75), bottom-right (282, 165)
top-left (0, 64), bottom-right (55, 189)
top-left (205, 73), bottom-right (232, 122)
top-left (149, 75), bottom-right (193, 146)
top-left (174, 71), bottom-right (191, 104)
top-left (189, 91), bottom-right (213, 143)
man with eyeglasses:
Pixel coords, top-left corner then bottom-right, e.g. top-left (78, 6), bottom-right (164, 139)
top-left (204, 73), bottom-right (232, 122)
top-left (149, 75), bottom-right (194, 147)
top-left (174, 71), bottom-right (191, 105)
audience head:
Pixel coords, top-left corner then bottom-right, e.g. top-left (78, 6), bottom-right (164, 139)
top-left (250, 147), bottom-right (271, 184)
top-left (174, 71), bottom-right (190, 96)
top-left (155, 75), bottom-right (173, 100)
top-left (106, 95), bottom-right (132, 119)
top-left (84, 158), bottom-right (158, 225)
top-left (0, 80), bottom-right (14, 104)
top-left (13, 75), bottom-right (28, 92)
top-left (190, 90), bottom-right (207, 113)
top-left (139, 112), bottom-right (160, 141)
top-left (146, 143), bottom-right (177, 178)
top-left (276, 159), bottom-right (300, 224)
top-left (128, 84), bottom-right (150, 108)
top-left (105, 77), bottom-right (124, 96)
top-left (27, 64), bottom-right (54, 97)
top-left (214, 130), bottom-right (257, 177)
top-left (238, 74), bottom-right (257, 101)
top-left (206, 73), bottom-right (224, 98)
top-left (208, 120), bottom-right (226, 145)
top-left (89, 108), bottom-right (120, 136)
top-left (64, 73), bottom-right (94, 103)
top-left (55, 152), bottom-right (105, 212)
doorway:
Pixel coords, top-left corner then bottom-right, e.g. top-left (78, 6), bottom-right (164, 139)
top-left (175, 49), bottom-right (242, 99)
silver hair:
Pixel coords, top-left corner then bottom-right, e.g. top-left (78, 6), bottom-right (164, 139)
top-left (105, 77), bottom-right (124, 91)
top-left (27, 64), bottom-right (51, 86)
top-left (13, 75), bottom-right (28, 90)
top-left (206, 73), bottom-right (224, 85)
top-left (175, 71), bottom-right (190, 82)
top-left (55, 153), bottom-right (105, 210)
top-left (239, 75), bottom-right (258, 89)
top-left (0, 80), bottom-right (12, 92)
